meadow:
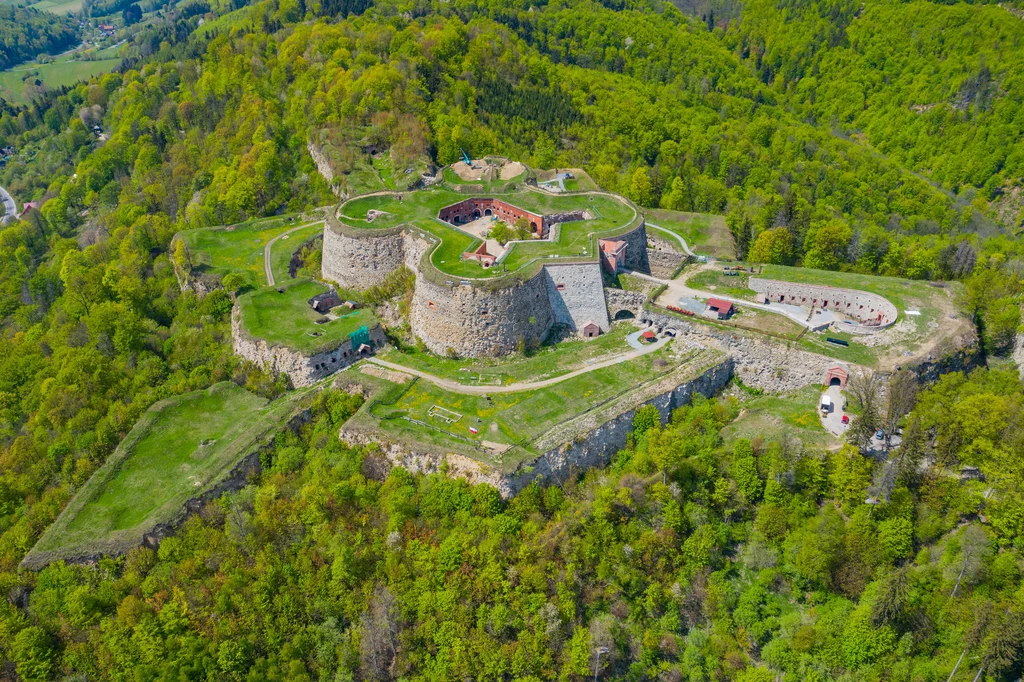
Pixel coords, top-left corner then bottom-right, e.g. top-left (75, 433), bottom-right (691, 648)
top-left (23, 383), bottom-right (314, 567)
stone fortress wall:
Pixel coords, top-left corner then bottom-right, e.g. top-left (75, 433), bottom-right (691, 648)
top-left (321, 226), bottom-right (405, 290)
top-left (544, 263), bottom-right (611, 333)
top-left (322, 205), bottom-right (649, 357)
top-left (232, 306), bottom-right (388, 387)
top-left (749, 277), bottom-right (898, 329)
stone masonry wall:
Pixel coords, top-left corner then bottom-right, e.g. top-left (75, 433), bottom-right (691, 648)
top-left (410, 270), bottom-right (554, 356)
top-left (647, 248), bottom-right (687, 279)
top-left (619, 222), bottom-right (651, 273)
top-left (749, 277), bottom-right (898, 326)
top-left (322, 224), bottom-right (405, 289)
top-left (543, 263), bottom-right (610, 332)
top-left (605, 288), bottom-right (648, 318)
top-left (232, 306), bottom-right (388, 387)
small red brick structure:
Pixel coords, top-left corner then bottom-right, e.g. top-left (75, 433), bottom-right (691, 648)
top-left (462, 242), bottom-right (497, 267)
top-left (641, 330), bottom-right (657, 343)
top-left (581, 320), bottom-right (601, 338)
top-left (824, 365), bottom-right (849, 388)
top-left (599, 239), bottom-right (628, 274)
top-left (439, 198), bottom-right (544, 236)
top-left (706, 298), bottom-right (733, 319)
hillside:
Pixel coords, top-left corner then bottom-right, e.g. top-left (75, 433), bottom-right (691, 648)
top-left (0, 0), bottom-right (1021, 679)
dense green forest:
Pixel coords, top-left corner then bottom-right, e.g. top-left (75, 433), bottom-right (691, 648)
top-left (0, 0), bottom-right (1022, 678)
top-left (0, 7), bottom-right (78, 71)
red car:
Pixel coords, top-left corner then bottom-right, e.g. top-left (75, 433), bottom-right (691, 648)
top-left (841, 415), bottom-right (850, 425)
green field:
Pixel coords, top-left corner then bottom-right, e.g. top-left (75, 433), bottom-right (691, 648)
top-left (686, 268), bottom-right (758, 298)
top-left (23, 383), bottom-right (315, 568)
top-left (0, 52), bottom-right (121, 105)
top-left (645, 209), bottom-right (735, 259)
top-left (336, 187), bottom-right (640, 279)
top-left (378, 324), bottom-right (634, 386)
top-left (349, 345), bottom-right (721, 471)
top-left (721, 386), bottom-right (838, 450)
top-left (269, 221), bottom-right (323, 283)
top-left (27, 0), bottom-right (82, 12)
top-left (178, 215), bottom-right (320, 288)
top-left (238, 278), bottom-right (378, 354)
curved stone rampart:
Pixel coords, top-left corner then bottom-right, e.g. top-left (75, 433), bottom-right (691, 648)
top-left (749, 277), bottom-right (898, 328)
top-left (322, 224), bottom-right (405, 289)
top-left (410, 268), bottom-right (554, 356)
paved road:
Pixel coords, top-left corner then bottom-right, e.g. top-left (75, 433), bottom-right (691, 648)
top-left (263, 222), bottom-right (318, 286)
top-left (624, 267), bottom-right (825, 332)
top-left (820, 383), bottom-right (847, 436)
top-left (646, 223), bottom-right (699, 258)
top-left (365, 333), bottom-right (671, 395)
top-left (0, 186), bottom-right (17, 225)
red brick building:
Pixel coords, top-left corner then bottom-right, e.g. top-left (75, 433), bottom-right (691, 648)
top-left (438, 199), bottom-right (545, 237)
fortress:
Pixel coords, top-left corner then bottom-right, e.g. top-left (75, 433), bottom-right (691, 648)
top-left (321, 177), bottom-right (660, 357)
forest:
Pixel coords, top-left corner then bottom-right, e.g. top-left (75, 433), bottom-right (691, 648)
top-left (0, 0), bottom-right (1021, 678)
top-left (0, 7), bottom-right (78, 71)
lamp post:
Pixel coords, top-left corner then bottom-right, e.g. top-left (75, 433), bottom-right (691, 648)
top-left (593, 647), bottom-right (609, 681)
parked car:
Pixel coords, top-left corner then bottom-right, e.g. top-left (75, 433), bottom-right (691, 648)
top-left (875, 429), bottom-right (885, 439)
top-left (841, 415), bottom-right (849, 425)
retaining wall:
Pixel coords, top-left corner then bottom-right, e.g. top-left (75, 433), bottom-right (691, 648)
top-left (232, 306), bottom-right (388, 387)
top-left (749, 278), bottom-right (898, 326)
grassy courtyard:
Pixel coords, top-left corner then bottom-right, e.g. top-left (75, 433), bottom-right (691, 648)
top-left (349, 345), bottom-right (716, 471)
top-left (237, 279), bottom-right (377, 355)
top-left (337, 188), bottom-right (639, 279)
top-left (177, 214), bottom-right (320, 288)
top-left (24, 383), bottom-right (314, 568)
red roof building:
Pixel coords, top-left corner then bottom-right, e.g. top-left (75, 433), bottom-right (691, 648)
top-left (641, 330), bottom-right (657, 342)
top-left (706, 298), bottom-right (733, 319)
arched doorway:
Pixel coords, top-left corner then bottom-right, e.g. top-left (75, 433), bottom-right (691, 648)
top-left (829, 376), bottom-right (842, 387)
top-left (472, 209), bottom-right (481, 219)
top-left (453, 215), bottom-right (462, 224)
top-left (613, 309), bottom-right (636, 320)
top-left (530, 221), bottom-right (538, 233)
top-left (484, 208), bottom-right (492, 216)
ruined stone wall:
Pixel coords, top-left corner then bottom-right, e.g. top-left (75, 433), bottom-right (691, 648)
top-left (321, 224), bottom-right (405, 289)
top-left (410, 270), bottom-right (554, 356)
top-left (544, 263), bottom-right (610, 332)
top-left (647, 248), bottom-right (687, 279)
top-left (605, 288), bottom-right (648, 318)
top-left (232, 306), bottom-right (388, 387)
top-left (618, 222), bottom-right (651, 273)
top-left (749, 278), bottom-right (898, 326)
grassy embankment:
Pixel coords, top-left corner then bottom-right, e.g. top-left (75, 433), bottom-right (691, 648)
top-left (237, 278), bottom-right (378, 355)
top-left (24, 383), bottom-right (315, 568)
top-left (645, 209), bottom-right (736, 259)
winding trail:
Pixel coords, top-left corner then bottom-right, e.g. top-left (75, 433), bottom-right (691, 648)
top-left (646, 222), bottom-right (699, 258)
top-left (0, 185), bottom-right (17, 225)
top-left (364, 332), bottom-right (671, 395)
top-left (264, 222), bottom-right (318, 286)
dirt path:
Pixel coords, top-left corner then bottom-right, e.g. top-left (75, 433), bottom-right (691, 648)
top-left (365, 334), bottom-right (670, 395)
top-left (264, 222), bottom-right (318, 286)
top-left (646, 223), bottom-right (699, 258)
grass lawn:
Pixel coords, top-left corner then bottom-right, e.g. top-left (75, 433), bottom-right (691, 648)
top-left (269, 222), bottom-right (323, 283)
top-left (379, 324), bottom-right (634, 386)
top-left (362, 344), bottom-right (704, 470)
top-left (721, 386), bottom-right (838, 450)
top-left (338, 188), bottom-right (638, 279)
top-left (28, 0), bottom-right (82, 12)
top-left (686, 268), bottom-right (758, 299)
top-left (646, 209), bottom-right (735, 259)
top-left (0, 53), bottom-right (121, 106)
top-left (178, 214), bottom-right (318, 288)
top-left (24, 383), bottom-right (314, 568)
top-left (728, 307), bottom-right (806, 340)
top-left (238, 279), bottom-right (378, 354)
